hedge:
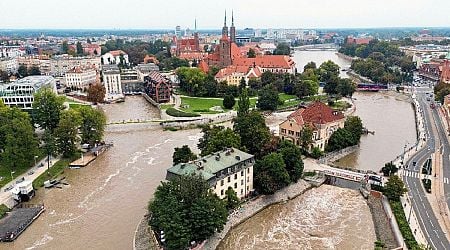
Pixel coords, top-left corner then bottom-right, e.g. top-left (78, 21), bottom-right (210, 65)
top-left (389, 200), bottom-right (420, 250)
top-left (166, 108), bottom-right (200, 117)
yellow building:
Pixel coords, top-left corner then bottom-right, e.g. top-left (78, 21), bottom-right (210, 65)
top-left (279, 101), bottom-right (345, 151)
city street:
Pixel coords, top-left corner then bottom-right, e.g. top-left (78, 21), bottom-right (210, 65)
top-left (403, 84), bottom-right (450, 249)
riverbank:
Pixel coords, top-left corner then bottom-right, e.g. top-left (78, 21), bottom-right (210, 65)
top-left (203, 180), bottom-right (312, 250)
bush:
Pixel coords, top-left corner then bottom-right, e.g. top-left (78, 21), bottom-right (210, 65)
top-left (0, 204), bottom-right (10, 219)
top-left (166, 108), bottom-right (201, 117)
top-left (310, 147), bottom-right (324, 159)
top-left (223, 95), bottom-right (236, 109)
top-left (389, 200), bottom-right (420, 249)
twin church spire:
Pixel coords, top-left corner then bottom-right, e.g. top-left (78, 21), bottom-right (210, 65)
top-left (222, 10), bottom-right (236, 43)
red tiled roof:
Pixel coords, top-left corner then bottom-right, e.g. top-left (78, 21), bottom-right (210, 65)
top-left (198, 61), bottom-right (209, 73)
top-left (109, 50), bottom-right (126, 56)
top-left (233, 55), bottom-right (294, 69)
top-left (288, 101), bottom-right (344, 125)
top-left (215, 65), bottom-right (249, 79)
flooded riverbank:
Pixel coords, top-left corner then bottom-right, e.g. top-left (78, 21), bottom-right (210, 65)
top-left (4, 97), bottom-right (201, 250)
top-left (218, 185), bottom-right (376, 250)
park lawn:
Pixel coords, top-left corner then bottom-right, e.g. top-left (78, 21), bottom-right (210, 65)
top-left (160, 104), bottom-right (174, 110)
top-left (32, 155), bottom-right (79, 189)
top-left (279, 93), bottom-right (297, 102)
top-left (69, 103), bottom-right (90, 110)
top-left (0, 150), bottom-right (46, 189)
top-left (331, 100), bottom-right (351, 111)
top-left (180, 97), bottom-right (228, 113)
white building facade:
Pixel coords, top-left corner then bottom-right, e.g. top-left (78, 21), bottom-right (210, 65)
top-left (102, 65), bottom-right (123, 100)
top-left (64, 67), bottom-right (97, 90)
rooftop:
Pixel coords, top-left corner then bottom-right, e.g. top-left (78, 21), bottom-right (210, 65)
top-left (288, 101), bottom-right (345, 126)
top-left (167, 148), bottom-right (253, 181)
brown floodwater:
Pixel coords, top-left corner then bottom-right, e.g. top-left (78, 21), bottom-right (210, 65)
top-left (218, 185), bottom-right (376, 250)
top-left (3, 96), bottom-right (202, 250)
top-left (334, 92), bottom-right (417, 171)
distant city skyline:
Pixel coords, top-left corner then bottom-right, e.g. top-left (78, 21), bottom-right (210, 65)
top-left (1, 0), bottom-right (450, 30)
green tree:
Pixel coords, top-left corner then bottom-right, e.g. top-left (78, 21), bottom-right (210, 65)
top-left (55, 110), bottom-right (82, 157)
top-left (198, 126), bottom-right (241, 156)
top-left (337, 78), bottom-right (356, 97)
top-left (381, 162), bottom-right (398, 177)
top-left (18, 65), bottom-right (28, 77)
top-left (254, 153), bottom-right (290, 194)
top-left (87, 83), bottom-right (106, 103)
top-left (237, 88), bottom-right (250, 116)
top-left (0, 70), bottom-right (9, 83)
top-left (33, 88), bottom-right (65, 132)
top-left (344, 116), bottom-right (364, 144)
top-left (62, 40), bottom-right (69, 54)
top-left (323, 77), bottom-right (339, 95)
top-left (300, 124), bottom-right (314, 152)
top-left (233, 111), bottom-right (271, 157)
top-left (0, 108), bottom-right (38, 175)
top-left (225, 187), bottom-right (239, 210)
top-left (78, 106), bottom-right (106, 146)
top-left (273, 43), bottom-right (291, 55)
top-left (76, 41), bottom-right (83, 55)
top-left (303, 61), bottom-right (317, 72)
top-left (223, 94), bottom-right (236, 109)
top-left (384, 175), bottom-right (407, 201)
top-left (172, 145), bottom-right (197, 165)
top-left (176, 67), bottom-right (207, 96)
top-left (257, 85), bottom-right (280, 111)
top-left (148, 174), bottom-right (227, 250)
top-left (278, 141), bottom-right (304, 182)
top-left (42, 130), bottom-right (58, 169)
top-left (326, 128), bottom-right (354, 152)
top-left (29, 66), bottom-right (41, 76)
top-left (319, 60), bottom-right (340, 83)
top-left (247, 48), bottom-right (256, 58)
top-left (310, 147), bottom-right (323, 159)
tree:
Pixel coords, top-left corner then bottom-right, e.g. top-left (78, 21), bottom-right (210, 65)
top-left (87, 83), bottom-right (106, 103)
top-left (29, 66), bottom-right (41, 76)
top-left (42, 130), bottom-right (57, 169)
top-left (176, 67), bottom-right (207, 96)
top-left (62, 40), bottom-right (69, 54)
top-left (381, 162), bottom-right (398, 177)
top-left (0, 108), bottom-right (38, 174)
top-left (148, 174), bottom-right (227, 250)
top-left (300, 124), bottom-right (313, 152)
top-left (303, 61), bottom-right (317, 72)
top-left (261, 71), bottom-right (277, 86)
top-left (257, 85), bottom-right (280, 111)
top-left (78, 106), bottom-right (106, 147)
top-left (33, 88), bottom-right (65, 132)
top-left (247, 48), bottom-right (256, 58)
top-left (233, 111), bottom-right (271, 157)
top-left (172, 145), bottom-right (197, 165)
top-left (225, 187), bottom-right (239, 210)
top-left (278, 141), bottom-right (304, 182)
top-left (319, 60), bottom-right (340, 83)
top-left (18, 65), bottom-right (28, 77)
top-left (384, 175), bottom-right (407, 201)
top-left (344, 116), bottom-right (364, 144)
top-left (76, 42), bottom-right (84, 55)
top-left (223, 94), bottom-right (236, 109)
top-left (254, 153), bottom-right (290, 194)
top-left (198, 126), bottom-right (241, 156)
top-left (273, 43), bottom-right (291, 55)
top-left (326, 128), bottom-right (354, 152)
top-left (0, 70), bottom-right (9, 83)
top-left (239, 78), bottom-right (246, 91)
top-left (323, 77), bottom-right (339, 95)
top-left (294, 79), bottom-right (319, 98)
top-left (337, 78), bottom-right (356, 97)
top-left (237, 88), bottom-right (250, 116)
top-left (55, 110), bottom-right (82, 157)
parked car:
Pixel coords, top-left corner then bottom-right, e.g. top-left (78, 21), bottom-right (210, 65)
top-left (15, 177), bottom-right (25, 184)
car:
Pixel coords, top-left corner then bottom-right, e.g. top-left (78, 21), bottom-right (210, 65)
top-left (413, 161), bottom-right (417, 166)
top-left (4, 185), bottom-right (14, 192)
top-left (16, 177), bottom-right (25, 184)
top-left (28, 170), bottom-right (35, 175)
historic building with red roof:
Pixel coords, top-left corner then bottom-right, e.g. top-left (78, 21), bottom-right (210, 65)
top-left (441, 60), bottom-right (450, 84)
top-left (279, 101), bottom-right (345, 151)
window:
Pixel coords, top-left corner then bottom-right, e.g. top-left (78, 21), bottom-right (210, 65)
top-left (221, 180), bottom-right (224, 186)
top-left (241, 171), bottom-right (244, 176)
top-left (241, 189), bottom-right (243, 195)
top-left (247, 168), bottom-right (250, 174)
top-left (234, 174), bottom-right (237, 180)
top-left (221, 190), bottom-right (224, 196)
top-left (228, 176), bottom-right (231, 183)
top-left (234, 183), bottom-right (237, 189)
top-left (241, 180), bottom-right (244, 185)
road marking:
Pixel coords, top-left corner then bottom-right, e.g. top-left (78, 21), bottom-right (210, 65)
top-left (426, 210), bottom-right (430, 218)
top-left (430, 220), bottom-right (434, 227)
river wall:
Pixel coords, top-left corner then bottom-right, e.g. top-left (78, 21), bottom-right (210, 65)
top-left (318, 145), bottom-right (359, 165)
top-left (203, 180), bottom-right (312, 250)
top-left (335, 52), bottom-right (355, 62)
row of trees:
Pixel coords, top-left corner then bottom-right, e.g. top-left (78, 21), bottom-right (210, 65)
top-left (340, 40), bottom-right (415, 84)
top-left (434, 81), bottom-right (450, 104)
top-left (0, 65), bottom-right (41, 83)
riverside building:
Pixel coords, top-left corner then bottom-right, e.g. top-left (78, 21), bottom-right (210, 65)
top-left (166, 148), bottom-right (254, 199)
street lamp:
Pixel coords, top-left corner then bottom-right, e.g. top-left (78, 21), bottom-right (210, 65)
top-left (34, 155), bottom-right (38, 166)
top-left (10, 171), bottom-right (15, 181)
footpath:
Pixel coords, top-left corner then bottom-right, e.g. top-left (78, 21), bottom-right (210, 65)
top-left (0, 156), bottom-right (60, 209)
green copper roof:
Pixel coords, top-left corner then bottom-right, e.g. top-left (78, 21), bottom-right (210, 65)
top-left (167, 148), bottom-right (254, 180)
top-left (446, 51), bottom-right (450, 59)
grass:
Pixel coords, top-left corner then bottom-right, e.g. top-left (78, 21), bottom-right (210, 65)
top-left (0, 204), bottom-right (9, 219)
top-left (68, 103), bottom-right (90, 110)
top-left (389, 200), bottom-right (420, 250)
top-left (180, 97), bottom-right (226, 113)
top-left (32, 155), bottom-right (78, 189)
top-left (279, 93), bottom-right (297, 102)
top-left (0, 150), bottom-right (46, 189)
top-left (330, 100), bottom-right (351, 111)
top-left (166, 108), bottom-right (201, 117)
top-left (160, 104), bottom-right (174, 110)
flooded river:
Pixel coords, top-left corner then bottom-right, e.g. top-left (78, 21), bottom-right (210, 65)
top-left (218, 185), bottom-right (376, 250)
top-left (4, 96), bottom-right (201, 250)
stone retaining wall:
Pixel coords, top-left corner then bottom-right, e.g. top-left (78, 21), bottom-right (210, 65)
top-left (203, 180), bottom-right (312, 250)
top-left (367, 194), bottom-right (398, 249)
top-left (318, 145), bottom-right (359, 165)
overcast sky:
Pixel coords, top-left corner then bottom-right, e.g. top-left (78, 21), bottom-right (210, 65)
top-left (0, 0), bottom-right (449, 29)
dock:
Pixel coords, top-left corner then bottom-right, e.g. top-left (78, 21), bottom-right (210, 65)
top-left (69, 143), bottom-right (113, 168)
top-left (0, 204), bottom-right (45, 242)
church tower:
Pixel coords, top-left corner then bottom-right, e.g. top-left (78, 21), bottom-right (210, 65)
top-left (222, 10), bottom-right (229, 38)
top-left (230, 11), bottom-right (236, 43)
top-left (194, 18), bottom-right (200, 51)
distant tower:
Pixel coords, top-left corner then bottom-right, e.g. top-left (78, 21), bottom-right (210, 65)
top-left (175, 26), bottom-right (181, 38)
top-left (194, 18), bottom-right (200, 52)
top-left (222, 10), bottom-right (229, 38)
top-left (230, 11), bottom-right (236, 43)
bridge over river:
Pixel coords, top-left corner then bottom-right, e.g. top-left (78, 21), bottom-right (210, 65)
top-left (293, 43), bottom-right (339, 51)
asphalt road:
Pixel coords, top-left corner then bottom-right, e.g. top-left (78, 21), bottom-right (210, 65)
top-left (403, 86), bottom-right (450, 249)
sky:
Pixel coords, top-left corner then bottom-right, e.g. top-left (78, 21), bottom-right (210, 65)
top-left (0, 0), bottom-right (449, 30)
